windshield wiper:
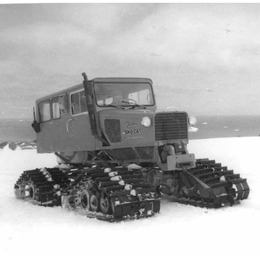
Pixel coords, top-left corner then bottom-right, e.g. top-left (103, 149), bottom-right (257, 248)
top-left (121, 100), bottom-right (146, 109)
top-left (105, 101), bottom-right (146, 109)
top-left (106, 104), bottom-right (118, 107)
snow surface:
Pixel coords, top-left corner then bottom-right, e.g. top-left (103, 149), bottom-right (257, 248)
top-left (1, 137), bottom-right (260, 260)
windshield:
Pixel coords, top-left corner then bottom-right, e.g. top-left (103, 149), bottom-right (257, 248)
top-left (94, 82), bottom-right (155, 107)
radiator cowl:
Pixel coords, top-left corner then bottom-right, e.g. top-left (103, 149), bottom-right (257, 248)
top-left (104, 119), bottom-right (121, 143)
top-left (155, 112), bottom-right (188, 141)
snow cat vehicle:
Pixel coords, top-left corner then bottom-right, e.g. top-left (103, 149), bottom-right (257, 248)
top-left (14, 73), bottom-right (250, 221)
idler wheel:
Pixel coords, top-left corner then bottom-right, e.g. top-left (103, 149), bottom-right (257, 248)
top-left (27, 183), bottom-right (36, 199)
top-left (100, 195), bottom-right (111, 214)
top-left (14, 183), bottom-right (26, 199)
top-left (67, 191), bottom-right (81, 209)
top-left (15, 180), bottom-right (36, 200)
top-left (89, 193), bottom-right (99, 212)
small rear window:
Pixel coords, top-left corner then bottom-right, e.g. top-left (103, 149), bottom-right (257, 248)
top-left (71, 92), bottom-right (80, 115)
top-left (51, 97), bottom-right (61, 119)
top-left (80, 91), bottom-right (87, 113)
top-left (39, 100), bottom-right (51, 122)
top-left (71, 90), bottom-right (88, 115)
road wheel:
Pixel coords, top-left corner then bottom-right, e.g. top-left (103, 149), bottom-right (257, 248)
top-left (89, 193), bottom-right (99, 212)
top-left (80, 189), bottom-right (90, 210)
top-left (100, 195), bottom-right (111, 214)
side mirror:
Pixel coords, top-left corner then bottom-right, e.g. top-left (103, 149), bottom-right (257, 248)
top-left (31, 120), bottom-right (41, 133)
top-left (31, 107), bottom-right (41, 133)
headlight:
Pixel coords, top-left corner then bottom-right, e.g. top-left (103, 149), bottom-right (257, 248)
top-left (189, 116), bottom-right (197, 125)
top-left (141, 116), bottom-right (152, 127)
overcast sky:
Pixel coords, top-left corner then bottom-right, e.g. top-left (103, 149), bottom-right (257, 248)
top-left (1, 3), bottom-right (260, 119)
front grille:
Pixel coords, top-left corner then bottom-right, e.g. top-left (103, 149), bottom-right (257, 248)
top-left (155, 112), bottom-right (188, 141)
top-left (104, 119), bottom-right (121, 143)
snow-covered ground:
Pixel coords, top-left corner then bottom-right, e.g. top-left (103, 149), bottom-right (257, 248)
top-left (1, 137), bottom-right (259, 260)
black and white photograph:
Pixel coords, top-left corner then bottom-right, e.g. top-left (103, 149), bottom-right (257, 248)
top-left (0, 1), bottom-right (259, 259)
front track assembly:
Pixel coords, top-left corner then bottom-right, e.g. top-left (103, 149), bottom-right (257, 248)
top-left (173, 158), bottom-right (250, 208)
top-left (14, 166), bottom-right (160, 221)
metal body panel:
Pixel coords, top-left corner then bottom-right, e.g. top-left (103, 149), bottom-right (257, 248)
top-left (37, 113), bottom-right (96, 153)
top-left (37, 106), bottom-right (190, 155)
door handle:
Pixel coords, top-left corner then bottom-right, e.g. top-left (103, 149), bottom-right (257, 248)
top-left (66, 119), bottom-right (73, 132)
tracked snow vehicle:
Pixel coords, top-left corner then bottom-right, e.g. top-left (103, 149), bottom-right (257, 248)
top-left (14, 73), bottom-right (250, 221)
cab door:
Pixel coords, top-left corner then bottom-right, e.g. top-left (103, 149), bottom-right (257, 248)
top-left (37, 90), bottom-right (96, 154)
top-left (66, 90), bottom-right (95, 151)
top-left (37, 95), bottom-right (70, 153)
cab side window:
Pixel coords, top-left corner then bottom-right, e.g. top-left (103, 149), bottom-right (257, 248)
top-left (71, 92), bottom-right (80, 115)
top-left (39, 100), bottom-right (51, 122)
top-left (51, 97), bottom-right (61, 119)
top-left (71, 91), bottom-right (87, 115)
top-left (80, 91), bottom-right (87, 112)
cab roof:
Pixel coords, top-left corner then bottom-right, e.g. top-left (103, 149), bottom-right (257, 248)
top-left (36, 77), bottom-right (153, 103)
top-left (93, 77), bottom-right (153, 84)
